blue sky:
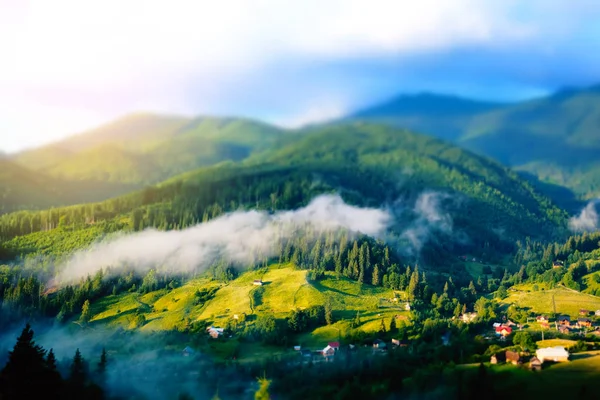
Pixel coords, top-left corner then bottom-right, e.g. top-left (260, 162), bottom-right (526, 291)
top-left (1, 0), bottom-right (600, 152)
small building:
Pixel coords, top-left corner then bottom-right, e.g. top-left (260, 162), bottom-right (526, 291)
top-left (536, 315), bottom-right (549, 323)
top-left (373, 339), bottom-right (387, 349)
top-left (182, 346), bottom-right (195, 357)
top-left (206, 326), bottom-right (224, 339)
top-left (579, 309), bottom-right (590, 316)
top-left (322, 345), bottom-right (335, 358)
top-left (536, 347), bottom-right (570, 363)
top-left (552, 260), bottom-right (564, 269)
top-left (495, 325), bottom-right (512, 337)
top-left (490, 354), bottom-right (498, 364)
top-left (294, 345), bottom-right (301, 351)
top-left (558, 325), bottom-right (570, 335)
top-left (529, 356), bottom-right (542, 371)
top-left (392, 339), bottom-right (400, 347)
top-left (460, 312), bottom-right (478, 323)
top-left (253, 280), bottom-right (263, 286)
top-left (557, 315), bottom-right (571, 326)
top-left (578, 318), bottom-right (593, 328)
top-left (506, 350), bottom-right (522, 365)
top-left (595, 310), bottom-right (600, 317)
top-left (328, 342), bottom-right (340, 351)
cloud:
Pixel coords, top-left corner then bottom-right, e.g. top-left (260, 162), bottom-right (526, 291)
top-left (3, 0), bottom-right (600, 151)
top-left (569, 199), bottom-right (600, 232)
top-left (57, 194), bottom-right (391, 283)
top-left (399, 191), bottom-right (453, 254)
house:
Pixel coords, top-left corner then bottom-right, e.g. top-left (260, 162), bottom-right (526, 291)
top-left (529, 356), bottom-right (542, 371)
top-left (293, 345), bottom-right (301, 351)
top-left (182, 346), bottom-right (195, 357)
top-left (253, 280), bottom-right (263, 286)
top-left (595, 310), bottom-right (600, 317)
top-left (536, 347), bottom-right (569, 363)
top-left (206, 326), bottom-right (224, 339)
top-left (558, 325), bottom-right (570, 335)
top-left (577, 318), bottom-right (593, 328)
top-left (579, 309), bottom-right (590, 316)
top-left (552, 260), bottom-right (564, 268)
top-left (506, 350), bottom-right (522, 365)
top-left (328, 342), bottom-right (340, 351)
top-left (536, 315), bottom-right (549, 323)
top-left (557, 315), bottom-right (571, 326)
top-left (373, 339), bottom-right (387, 349)
top-left (322, 345), bottom-right (335, 358)
top-left (392, 339), bottom-right (400, 347)
top-left (490, 354), bottom-right (498, 364)
top-left (460, 312), bottom-right (478, 323)
top-left (495, 325), bottom-right (512, 337)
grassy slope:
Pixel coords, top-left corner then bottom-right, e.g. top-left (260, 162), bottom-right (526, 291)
top-left (459, 350), bottom-right (600, 396)
top-left (89, 265), bottom-right (406, 333)
top-left (13, 115), bottom-right (285, 186)
top-left (500, 285), bottom-right (600, 317)
top-left (86, 265), bottom-right (409, 361)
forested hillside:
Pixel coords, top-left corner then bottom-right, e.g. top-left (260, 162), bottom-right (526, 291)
top-left (349, 84), bottom-right (600, 199)
top-left (0, 123), bottom-right (568, 266)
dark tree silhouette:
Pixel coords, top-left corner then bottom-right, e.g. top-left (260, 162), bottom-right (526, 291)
top-left (0, 323), bottom-right (62, 400)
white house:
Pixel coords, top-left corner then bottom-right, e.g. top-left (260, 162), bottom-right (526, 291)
top-left (536, 347), bottom-right (569, 363)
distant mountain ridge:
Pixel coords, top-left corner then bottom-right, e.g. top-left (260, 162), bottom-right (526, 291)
top-left (11, 114), bottom-right (287, 186)
top-left (348, 84), bottom-right (600, 200)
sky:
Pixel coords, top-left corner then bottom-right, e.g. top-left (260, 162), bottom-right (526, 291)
top-left (1, 0), bottom-right (600, 153)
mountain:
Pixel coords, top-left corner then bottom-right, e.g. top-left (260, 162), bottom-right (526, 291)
top-left (348, 85), bottom-right (600, 200)
top-left (351, 93), bottom-right (506, 142)
top-left (0, 158), bottom-right (137, 214)
top-left (12, 114), bottom-right (286, 185)
top-left (1, 123), bottom-right (568, 268)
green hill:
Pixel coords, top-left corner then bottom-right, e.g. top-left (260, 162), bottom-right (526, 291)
top-left (12, 114), bottom-right (287, 186)
top-left (0, 158), bottom-right (138, 214)
top-left (1, 123), bottom-right (568, 270)
top-left (349, 85), bottom-right (600, 199)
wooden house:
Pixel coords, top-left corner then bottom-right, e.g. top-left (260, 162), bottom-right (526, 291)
top-left (557, 315), bottom-right (571, 326)
top-left (529, 356), bottom-right (542, 371)
top-left (506, 350), bottom-right (522, 365)
top-left (577, 318), bottom-right (593, 328)
top-left (253, 280), bottom-right (263, 286)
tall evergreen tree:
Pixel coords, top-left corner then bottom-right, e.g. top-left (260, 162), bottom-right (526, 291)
top-left (0, 324), bottom-right (62, 400)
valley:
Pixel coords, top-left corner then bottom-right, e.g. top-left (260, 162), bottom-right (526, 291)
top-left (1, 96), bottom-right (600, 400)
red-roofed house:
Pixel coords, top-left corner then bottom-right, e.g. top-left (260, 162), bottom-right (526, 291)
top-left (495, 326), bottom-right (512, 337)
top-left (328, 342), bottom-right (340, 351)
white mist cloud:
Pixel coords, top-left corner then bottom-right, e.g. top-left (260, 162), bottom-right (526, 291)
top-left (57, 194), bottom-right (391, 283)
top-left (400, 191), bottom-right (453, 254)
top-left (569, 199), bottom-right (600, 232)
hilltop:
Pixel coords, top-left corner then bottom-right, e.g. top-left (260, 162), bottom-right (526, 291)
top-left (349, 84), bottom-right (600, 200)
top-left (0, 123), bottom-right (568, 267)
top-left (11, 114), bottom-right (287, 186)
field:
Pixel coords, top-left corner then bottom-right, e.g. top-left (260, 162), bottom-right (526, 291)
top-left (458, 351), bottom-right (600, 396)
top-left (500, 286), bottom-right (600, 317)
top-left (87, 264), bottom-right (410, 359)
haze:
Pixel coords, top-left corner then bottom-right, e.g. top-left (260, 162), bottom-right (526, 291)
top-left (2, 0), bottom-right (600, 152)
